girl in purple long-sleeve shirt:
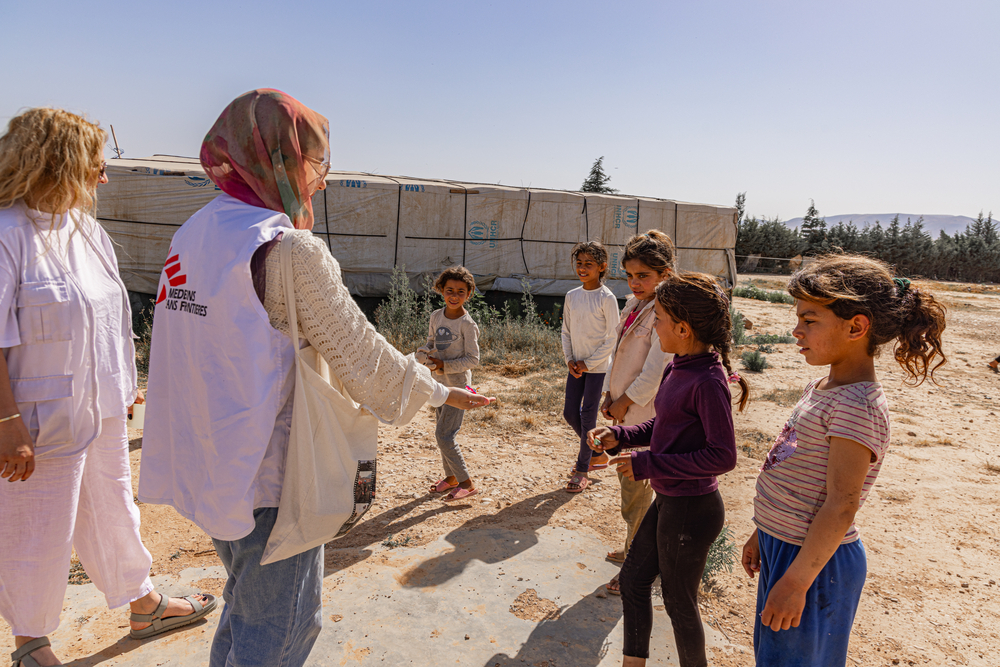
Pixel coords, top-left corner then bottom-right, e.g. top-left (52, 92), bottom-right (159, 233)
top-left (588, 272), bottom-right (749, 667)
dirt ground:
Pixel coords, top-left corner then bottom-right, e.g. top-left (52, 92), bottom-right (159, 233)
top-left (3, 274), bottom-right (999, 666)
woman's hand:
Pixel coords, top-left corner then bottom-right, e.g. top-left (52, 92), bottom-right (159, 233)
top-left (445, 387), bottom-right (495, 410)
top-left (741, 528), bottom-right (760, 577)
top-left (609, 453), bottom-right (635, 481)
top-left (0, 417), bottom-right (35, 482)
top-left (587, 425), bottom-right (617, 452)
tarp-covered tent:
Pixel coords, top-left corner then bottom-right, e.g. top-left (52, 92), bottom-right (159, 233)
top-left (98, 156), bottom-right (738, 298)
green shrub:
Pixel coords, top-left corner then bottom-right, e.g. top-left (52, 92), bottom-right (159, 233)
top-left (730, 307), bottom-right (748, 346)
top-left (703, 524), bottom-right (737, 583)
top-left (748, 333), bottom-right (796, 345)
top-left (373, 269), bottom-right (563, 371)
top-left (741, 350), bottom-right (769, 372)
top-left (373, 268), bottom-right (437, 352)
top-left (734, 283), bottom-right (795, 305)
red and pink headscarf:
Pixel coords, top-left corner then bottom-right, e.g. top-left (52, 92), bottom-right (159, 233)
top-left (200, 89), bottom-right (329, 229)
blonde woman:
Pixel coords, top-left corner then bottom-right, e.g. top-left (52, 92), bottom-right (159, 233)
top-left (0, 109), bottom-right (215, 667)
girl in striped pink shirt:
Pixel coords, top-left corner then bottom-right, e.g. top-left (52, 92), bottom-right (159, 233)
top-left (741, 255), bottom-right (947, 667)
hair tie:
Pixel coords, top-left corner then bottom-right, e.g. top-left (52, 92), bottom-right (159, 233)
top-left (893, 277), bottom-right (911, 299)
top-left (727, 372), bottom-right (741, 384)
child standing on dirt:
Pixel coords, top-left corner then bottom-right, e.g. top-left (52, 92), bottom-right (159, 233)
top-left (741, 256), bottom-right (946, 667)
top-left (562, 241), bottom-right (620, 493)
top-left (600, 230), bottom-right (676, 591)
top-left (424, 266), bottom-right (482, 501)
top-left (588, 272), bottom-right (748, 667)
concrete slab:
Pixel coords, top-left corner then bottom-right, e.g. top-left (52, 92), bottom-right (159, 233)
top-left (37, 527), bottom-right (734, 666)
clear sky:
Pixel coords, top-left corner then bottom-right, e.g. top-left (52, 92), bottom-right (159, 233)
top-left (2, 0), bottom-right (997, 222)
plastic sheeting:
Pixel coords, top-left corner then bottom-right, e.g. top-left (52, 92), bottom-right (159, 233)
top-left (98, 156), bottom-right (737, 296)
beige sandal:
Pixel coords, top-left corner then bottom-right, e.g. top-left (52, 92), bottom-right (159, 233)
top-left (11, 636), bottom-right (51, 667)
top-left (129, 593), bottom-right (218, 640)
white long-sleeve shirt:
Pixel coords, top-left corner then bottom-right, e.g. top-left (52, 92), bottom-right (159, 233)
top-left (560, 284), bottom-right (620, 374)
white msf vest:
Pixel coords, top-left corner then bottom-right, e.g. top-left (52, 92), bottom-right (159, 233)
top-left (139, 194), bottom-right (295, 540)
top-left (0, 206), bottom-right (136, 458)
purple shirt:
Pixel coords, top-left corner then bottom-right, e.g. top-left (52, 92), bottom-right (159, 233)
top-left (610, 352), bottom-right (737, 496)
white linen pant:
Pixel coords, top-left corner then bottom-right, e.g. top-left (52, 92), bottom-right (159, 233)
top-left (0, 414), bottom-right (153, 637)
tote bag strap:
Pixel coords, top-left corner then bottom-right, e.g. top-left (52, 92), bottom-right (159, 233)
top-left (279, 232), bottom-right (303, 348)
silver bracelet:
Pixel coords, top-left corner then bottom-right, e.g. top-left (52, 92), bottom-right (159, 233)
top-left (0, 412), bottom-right (21, 424)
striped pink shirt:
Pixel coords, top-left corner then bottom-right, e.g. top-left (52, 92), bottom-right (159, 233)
top-left (753, 379), bottom-right (890, 546)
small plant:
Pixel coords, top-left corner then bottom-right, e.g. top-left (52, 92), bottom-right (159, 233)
top-left (381, 535), bottom-right (413, 549)
top-left (741, 350), bottom-right (769, 372)
top-left (68, 561), bottom-right (91, 585)
top-left (134, 307), bottom-right (154, 383)
top-left (730, 307), bottom-right (747, 346)
top-left (703, 525), bottom-right (737, 583)
top-left (755, 343), bottom-right (776, 354)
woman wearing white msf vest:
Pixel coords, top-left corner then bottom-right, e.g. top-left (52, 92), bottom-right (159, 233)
top-left (138, 89), bottom-right (493, 667)
top-left (0, 109), bottom-right (217, 667)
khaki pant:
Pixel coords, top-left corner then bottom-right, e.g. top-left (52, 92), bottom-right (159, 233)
top-left (618, 470), bottom-right (654, 556)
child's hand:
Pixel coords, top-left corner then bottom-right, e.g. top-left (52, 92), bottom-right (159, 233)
top-left (608, 395), bottom-right (632, 422)
top-left (428, 356), bottom-right (444, 372)
top-left (445, 387), bottom-right (495, 410)
top-left (587, 426), bottom-right (617, 452)
top-left (760, 574), bottom-right (808, 631)
top-left (576, 361), bottom-right (589, 374)
top-left (600, 394), bottom-right (613, 420)
top-left (741, 528), bottom-right (760, 578)
top-left (567, 360), bottom-right (582, 378)
top-left (609, 453), bottom-right (635, 481)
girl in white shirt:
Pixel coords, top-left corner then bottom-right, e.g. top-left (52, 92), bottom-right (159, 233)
top-left (561, 241), bottom-right (620, 493)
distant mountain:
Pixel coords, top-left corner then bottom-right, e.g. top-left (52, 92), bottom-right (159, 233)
top-left (781, 214), bottom-right (980, 238)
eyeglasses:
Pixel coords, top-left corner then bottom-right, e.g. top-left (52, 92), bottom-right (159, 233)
top-left (304, 154), bottom-right (330, 190)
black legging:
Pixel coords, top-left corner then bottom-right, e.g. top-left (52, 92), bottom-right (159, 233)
top-left (619, 490), bottom-right (725, 666)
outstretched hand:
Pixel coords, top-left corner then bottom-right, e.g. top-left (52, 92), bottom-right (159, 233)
top-left (445, 387), bottom-right (495, 410)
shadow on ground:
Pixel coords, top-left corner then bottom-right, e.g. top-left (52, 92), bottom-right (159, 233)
top-left (396, 490), bottom-right (574, 588)
top-left (481, 584), bottom-right (624, 667)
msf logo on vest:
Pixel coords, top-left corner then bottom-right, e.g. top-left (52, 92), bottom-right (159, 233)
top-left (155, 251), bottom-right (209, 317)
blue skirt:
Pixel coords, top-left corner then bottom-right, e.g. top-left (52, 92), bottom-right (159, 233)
top-left (754, 530), bottom-right (867, 667)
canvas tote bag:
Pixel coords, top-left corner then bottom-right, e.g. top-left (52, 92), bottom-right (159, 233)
top-left (261, 235), bottom-right (393, 565)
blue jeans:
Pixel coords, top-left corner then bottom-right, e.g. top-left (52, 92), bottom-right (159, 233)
top-left (210, 507), bottom-right (324, 667)
top-left (754, 530), bottom-right (867, 667)
top-left (563, 371), bottom-right (606, 473)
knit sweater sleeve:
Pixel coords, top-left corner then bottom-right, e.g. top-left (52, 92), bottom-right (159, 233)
top-left (262, 230), bottom-right (435, 424)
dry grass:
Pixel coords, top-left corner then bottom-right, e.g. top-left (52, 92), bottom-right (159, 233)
top-left (759, 387), bottom-right (803, 407)
top-left (737, 428), bottom-right (774, 459)
top-left (467, 366), bottom-right (565, 433)
top-left (910, 437), bottom-right (958, 448)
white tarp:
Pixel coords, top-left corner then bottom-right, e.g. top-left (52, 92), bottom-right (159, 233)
top-left (99, 156), bottom-right (737, 296)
